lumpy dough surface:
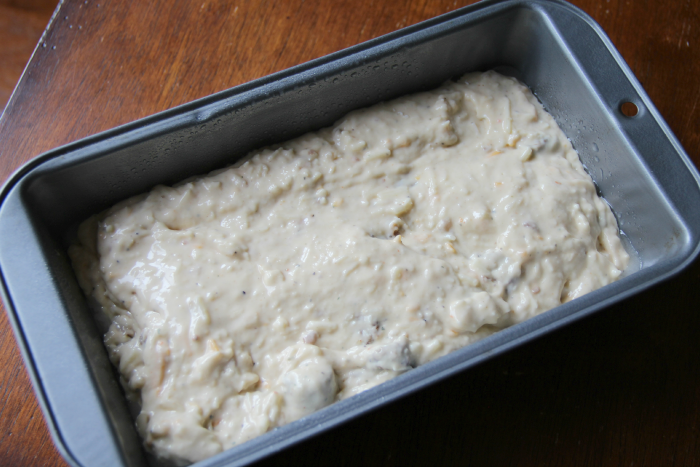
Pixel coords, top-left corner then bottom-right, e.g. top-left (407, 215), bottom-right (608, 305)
top-left (69, 71), bottom-right (629, 464)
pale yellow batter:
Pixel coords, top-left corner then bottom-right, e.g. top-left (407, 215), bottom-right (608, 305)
top-left (69, 71), bottom-right (629, 465)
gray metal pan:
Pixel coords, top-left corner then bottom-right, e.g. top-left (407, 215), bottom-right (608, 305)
top-left (1, 0), bottom-right (698, 466)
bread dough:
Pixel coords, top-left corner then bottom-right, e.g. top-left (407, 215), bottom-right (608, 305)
top-left (69, 71), bottom-right (629, 464)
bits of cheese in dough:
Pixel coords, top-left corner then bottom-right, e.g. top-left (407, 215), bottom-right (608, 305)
top-left (69, 71), bottom-right (629, 465)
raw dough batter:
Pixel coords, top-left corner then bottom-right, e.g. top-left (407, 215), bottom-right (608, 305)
top-left (69, 71), bottom-right (629, 465)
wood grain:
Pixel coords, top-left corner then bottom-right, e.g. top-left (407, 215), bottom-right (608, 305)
top-left (0, 1), bottom-right (698, 466)
top-left (0, 0), bottom-right (58, 111)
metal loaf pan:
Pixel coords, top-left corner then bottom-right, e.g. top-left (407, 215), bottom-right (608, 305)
top-left (1, 0), bottom-right (699, 466)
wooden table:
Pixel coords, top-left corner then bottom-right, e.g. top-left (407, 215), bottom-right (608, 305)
top-left (0, 1), bottom-right (698, 465)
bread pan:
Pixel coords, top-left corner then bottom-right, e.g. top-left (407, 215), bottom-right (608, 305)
top-left (1, 0), bottom-right (699, 465)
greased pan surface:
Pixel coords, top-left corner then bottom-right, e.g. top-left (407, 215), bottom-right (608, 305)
top-left (1, 1), bottom-right (699, 466)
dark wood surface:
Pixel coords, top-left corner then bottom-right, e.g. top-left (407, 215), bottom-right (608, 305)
top-left (0, 0), bottom-right (699, 465)
top-left (0, 0), bottom-right (58, 111)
